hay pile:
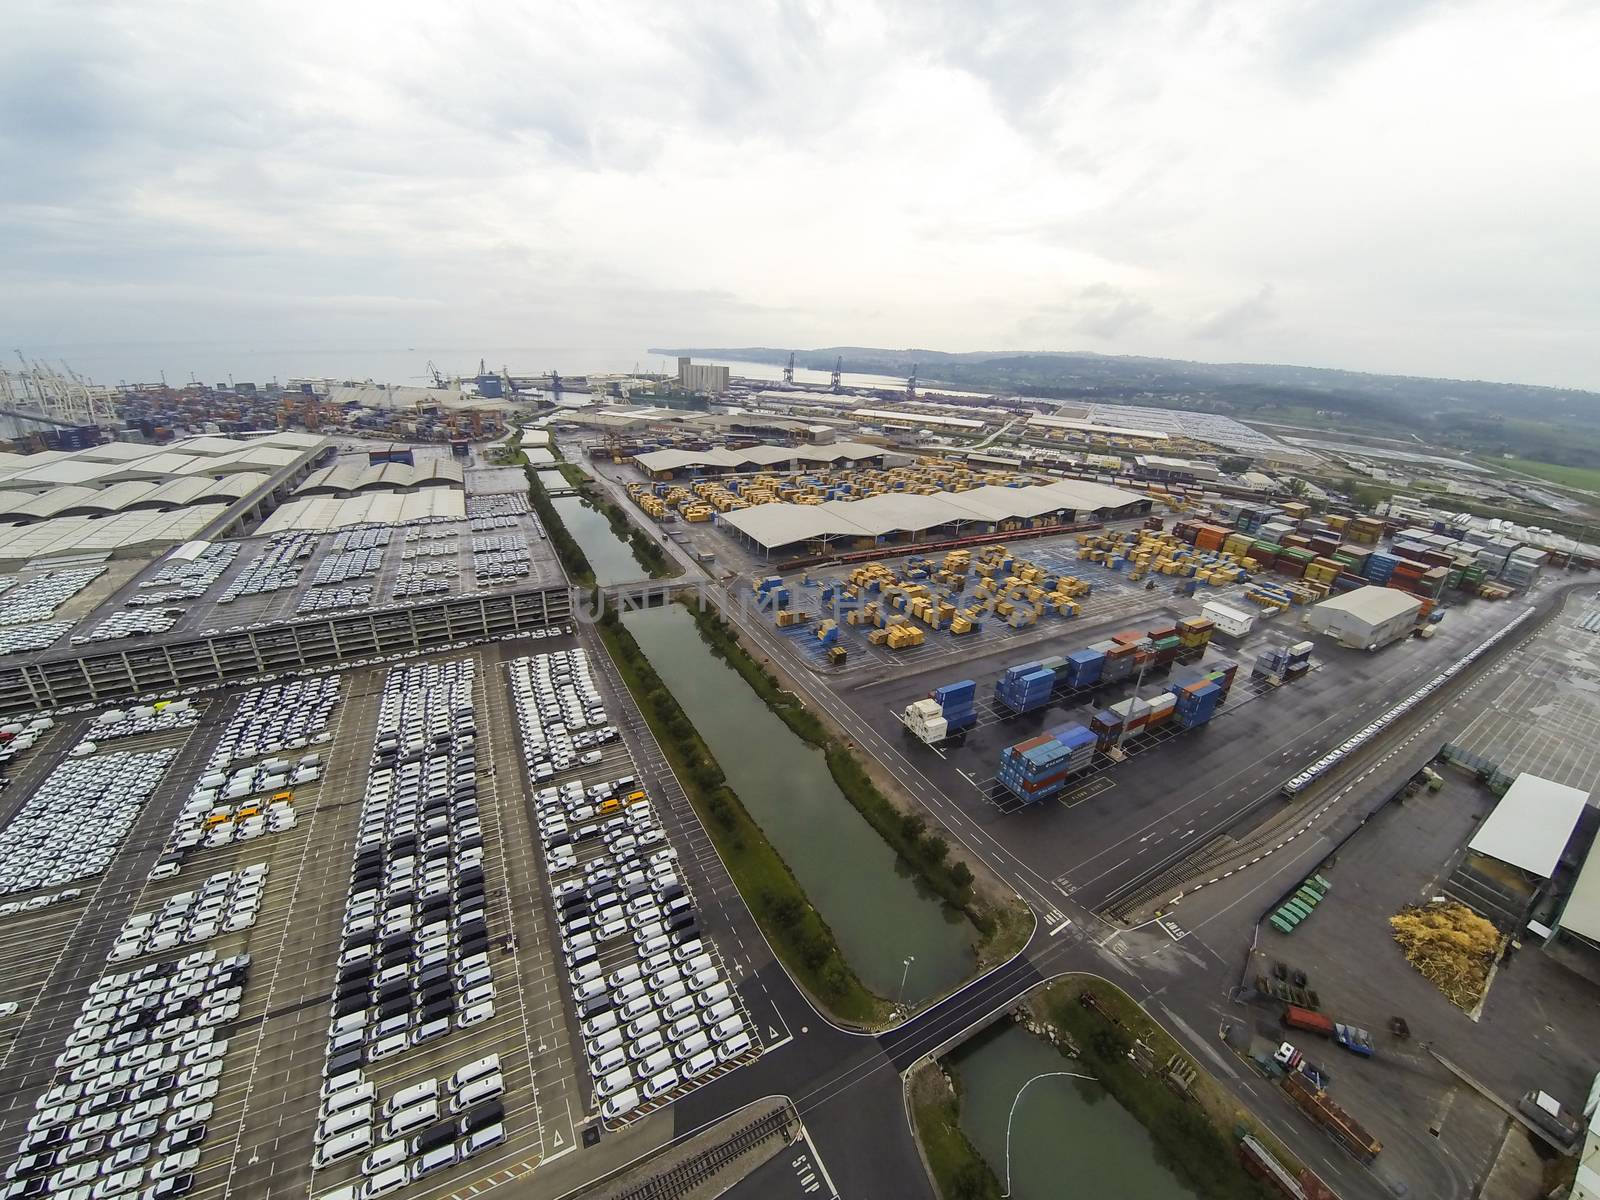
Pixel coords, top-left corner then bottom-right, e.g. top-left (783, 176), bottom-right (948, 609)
top-left (1390, 903), bottom-right (1501, 1010)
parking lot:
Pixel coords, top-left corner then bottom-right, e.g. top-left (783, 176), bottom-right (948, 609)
top-left (0, 614), bottom-right (798, 1200)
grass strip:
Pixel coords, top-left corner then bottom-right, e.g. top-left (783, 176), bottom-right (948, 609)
top-left (909, 1061), bottom-right (1002, 1200)
top-left (596, 606), bottom-right (885, 1024)
top-left (684, 600), bottom-right (990, 932)
top-left (1035, 978), bottom-right (1285, 1200)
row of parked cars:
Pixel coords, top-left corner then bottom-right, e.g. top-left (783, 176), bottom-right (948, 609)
top-left (510, 650), bottom-right (610, 786)
top-left (0, 748), bottom-right (176, 898)
top-left (216, 530), bottom-right (316, 604)
top-left (509, 651), bottom-right (753, 1122)
top-left (206, 677), bottom-right (341, 771)
top-left (312, 1055), bottom-right (506, 1197)
top-left (0, 566), bottom-right (105, 626)
top-left (3, 949), bottom-right (248, 1200)
top-left (108, 865), bottom-right (267, 963)
top-left (312, 658), bottom-right (501, 1182)
top-left (87, 704), bottom-right (196, 743)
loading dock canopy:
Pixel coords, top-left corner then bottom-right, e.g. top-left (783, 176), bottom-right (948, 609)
top-left (1469, 774), bottom-right (1590, 879)
top-left (1560, 846), bottom-right (1600, 944)
top-left (720, 478), bottom-right (1146, 550)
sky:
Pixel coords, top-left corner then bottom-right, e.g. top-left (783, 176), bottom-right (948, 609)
top-left (2, 0), bottom-right (1598, 390)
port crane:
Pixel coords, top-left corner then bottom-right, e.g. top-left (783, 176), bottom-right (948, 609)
top-left (782, 352), bottom-right (795, 386)
top-left (830, 356), bottom-right (842, 392)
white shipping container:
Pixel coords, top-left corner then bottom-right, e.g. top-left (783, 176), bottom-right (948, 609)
top-left (1201, 602), bottom-right (1255, 637)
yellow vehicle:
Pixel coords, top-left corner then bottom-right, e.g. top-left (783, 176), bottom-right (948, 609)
top-left (202, 812), bottom-right (229, 828)
top-left (271, 790), bottom-right (294, 803)
top-left (234, 804), bottom-right (261, 820)
top-left (598, 797), bottom-right (622, 815)
top-left (625, 790), bottom-right (648, 806)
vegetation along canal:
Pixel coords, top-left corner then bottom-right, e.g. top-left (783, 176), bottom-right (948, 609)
top-left (621, 602), bottom-right (976, 1003)
top-left (550, 494), bottom-right (652, 586)
top-left (951, 1021), bottom-right (1203, 1200)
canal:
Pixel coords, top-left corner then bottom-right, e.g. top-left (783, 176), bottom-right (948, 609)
top-left (949, 1021), bottom-right (1202, 1200)
top-left (621, 602), bottom-right (976, 1003)
top-left (550, 494), bottom-right (652, 586)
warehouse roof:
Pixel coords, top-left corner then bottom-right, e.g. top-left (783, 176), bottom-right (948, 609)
top-left (720, 478), bottom-right (1146, 550)
top-left (296, 458), bottom-right (464, 495)
top-left (1312, 587), bottom-right (1423, 623)
top-left (1559, 842), bottom-right (1600, 944)
top-left (0, 472), bottom-right (272, 519)
top-left (1027, 413), bottom-right (1169, 439)
top-left (853, 407), bottom-right (984, 430)
top-left (256, 489), bottom-right (466, 533)
top-left (0, 508), bottom-right (217, 565)
top-left (1469, 774), bottom-right (1589, 879)
top-left (634, 441), bottom-right (891, 474)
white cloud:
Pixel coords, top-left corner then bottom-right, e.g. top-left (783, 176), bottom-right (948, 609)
top-left (1, 0), bottom-right (1597, 388)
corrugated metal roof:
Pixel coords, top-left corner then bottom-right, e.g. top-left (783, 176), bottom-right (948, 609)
top-left (256, 489), bottom-right (466, 533)
top-left (720, 478), bottom-right (1146, 549)
top-left (0, 509), bottom-right (217, 564)
top-left (1469, 774), bottom-right (1590, 878)
top-left (1560, 843), bottom-right (1600, 943)
top-left (634, 441), bottom-right (890, 474)
top-left (296, 459), bottom-right (464, 495)
top-left (1312, 588), bottom-right (1423, 623)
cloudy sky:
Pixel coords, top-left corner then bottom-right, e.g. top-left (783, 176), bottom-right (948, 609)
top-left (3, 0), bottom-right (1598, 388)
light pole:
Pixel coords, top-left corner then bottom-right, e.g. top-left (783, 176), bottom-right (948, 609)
top-left (1109, 651), bottom-right (1150, 762)
top-left (897, 956), bottom-right (915, 1009)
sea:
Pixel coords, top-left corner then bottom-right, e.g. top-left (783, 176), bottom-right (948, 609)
top-left (20, 342), bottom-right (986, 396)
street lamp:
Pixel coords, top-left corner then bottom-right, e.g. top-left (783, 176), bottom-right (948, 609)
top-left (897, 956), bottom-right (916, 1008)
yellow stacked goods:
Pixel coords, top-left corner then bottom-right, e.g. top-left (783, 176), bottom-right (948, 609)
top-left (1389, 903), bottom-right (1501, 1010)
top-left (867, 628), bottom-right (890, 645)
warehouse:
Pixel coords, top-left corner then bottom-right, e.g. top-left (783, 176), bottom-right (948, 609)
top-left (1468, 775), bottom-right (1590, 883)
top-left (633, 442), bottom-right (905, 479)
top-left (718, 478), bottom-right (1148, 555)
top-left (294, 457), bottom-right (464, 496)
top-left (852, 408), bottom-right (984, 432)
top-left (255, 489), bottom-right (465, 533)
top-left (1304, 588), bottom-right (1423, 649)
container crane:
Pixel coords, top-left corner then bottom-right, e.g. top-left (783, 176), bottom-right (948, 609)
top-left (906, 363), bottom-right (918, 401)
top-left (783, 352), bottom-right (795, 386)
top-left (831, 356), bottom-right (842, 392)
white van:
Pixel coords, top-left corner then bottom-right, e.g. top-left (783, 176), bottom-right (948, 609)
top-left (319, 1103), bottom-right (374, 1140)
top-left (683, 954), bottom-right (714, 976)
top-left (415, 1143), bottom-right (458, 1178)
top-left (673, 1032), bottom-right (710, 1062)
top-left (321, 1082), bottom-right (375, 1120)
top-left (686, 968), bottom-right (719, 992)
top-left (586, 1029), bottom-right (624, 1058)
top-left (312, 1124), bottom-right (372, 1169)
top-left (635, 1049), bottom-right (673, 1080)
top-left (600, 1088), bottom-right (639, 1120)
top-left (702, 999), bottom-right (736, 1026)
top-left (366, 1162), bottom-right (412, 1198)
top-left (695, 982), bottom-right (730, 1009)
top-left (710, 1016), bottom-right (744, 1043)
top-left (683, 1048), bottom-right (718, 1078)
top-left (451, 1054), bottom-right (500, 1092)
top-left (596, 1068), bottom-right (633, 1099)
top-left (717, 1032), bottom-right (752, 1061)
top-left (320, 1068), bottom-right (364, 1100)
top-left (382, 1099), bottom-right (437, 1140)
top-left (449, 1073), bottom-right (503, 1112)
top-left (383, 1080), bottom-right (437, 1118)
top-left (642, 1067), bottom-right (678, 1099)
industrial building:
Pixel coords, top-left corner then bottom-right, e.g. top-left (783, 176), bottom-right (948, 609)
top-left (1304, 588), bottom-right (1423, 650)
top-left (633, 442), bottom-right (905, 479)
top-left (677, 357), bottom-right (730, 395)
top-left (717, 477), bottom-right (1149, 556)
top-left (295, 457), bottom-right (464, 496)
top-left (0, 432), bottom-right (328, 566)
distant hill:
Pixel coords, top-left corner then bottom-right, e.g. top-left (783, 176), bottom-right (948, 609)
top-left (652, 346), bottom-right (1600, 468)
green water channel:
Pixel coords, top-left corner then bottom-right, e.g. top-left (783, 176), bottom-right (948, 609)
top-left (621, 603), bottom-right (976, 1003)
top-left (535, 468), bottom-right (570, 492)
top-left (950, 1021), bottom-right (1203, 1200)
top-left (550, 494), bottom-right (651, 586)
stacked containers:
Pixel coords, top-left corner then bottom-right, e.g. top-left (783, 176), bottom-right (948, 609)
top-left (1255, 646), bottom-right (1291, 677)
top-left (1170, 680), bottom-right (1222, 728)
top-left (997, 722), bottom-right (1097, 802)
top-left (932, 679), bottom-right (977, 733)
top-left (1363, 553), bottom-right (1397, 584)
top-left (1286, 641), bottom-right (1313, 680)
top-left (1065, 648), bottom-right (1106, 688)
top-left (1177, 617), bottom-right (1214, 652)
top-left (994, 663), bottom-right (1056, 714)
top-left (1097, 639), bottom-right (1135, 683)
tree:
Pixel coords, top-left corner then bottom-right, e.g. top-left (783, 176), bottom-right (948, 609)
top-left (1285, 477), bottom-right (1310, 498)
